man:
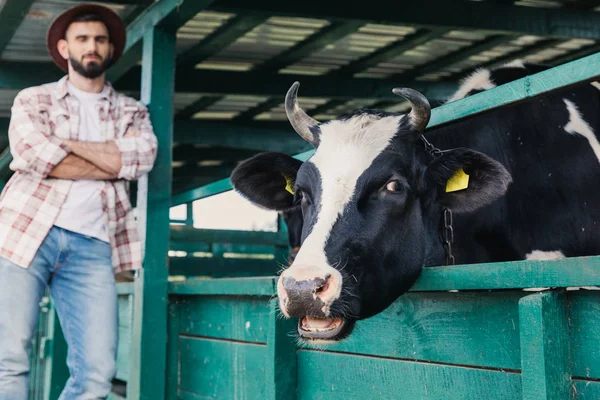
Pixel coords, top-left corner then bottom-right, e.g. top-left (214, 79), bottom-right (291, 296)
top-left (0, 4), bottom-right (158, 399)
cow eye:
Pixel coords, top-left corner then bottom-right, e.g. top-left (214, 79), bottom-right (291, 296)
top-left (385, 180), bottom-right (402, 192)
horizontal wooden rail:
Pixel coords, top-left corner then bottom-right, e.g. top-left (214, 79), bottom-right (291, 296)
top-left (167, 255), bottom-right (600, 295)
top-left (170, 226), bottom-right (289, 247)
top-left (171, 51), bottom-right (600, 205)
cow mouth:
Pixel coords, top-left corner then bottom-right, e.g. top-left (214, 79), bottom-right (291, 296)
top-left (298, 316), bottom-right (348, 340)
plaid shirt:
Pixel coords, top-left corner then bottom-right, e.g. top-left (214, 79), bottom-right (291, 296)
top-left (0, 76), bottom-right (158, 272)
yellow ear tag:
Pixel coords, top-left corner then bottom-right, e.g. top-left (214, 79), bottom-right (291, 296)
top-left (445, 168), bottom-right (470, 193)
top-left (283, 175), bottom-right (295, 195)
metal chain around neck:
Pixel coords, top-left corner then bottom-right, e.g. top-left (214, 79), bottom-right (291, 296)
top-left (420, 135), bottom-right (455, 266)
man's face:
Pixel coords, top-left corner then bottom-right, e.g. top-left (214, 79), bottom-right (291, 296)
top-left (58, 21), bottom-right (114, 79)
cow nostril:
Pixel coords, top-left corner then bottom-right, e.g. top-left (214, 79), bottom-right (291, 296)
top-left (315, 274), bottom-right (332, 295)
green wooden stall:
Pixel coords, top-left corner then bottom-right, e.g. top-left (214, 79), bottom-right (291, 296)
top-left (1, 0), bottom-right (600, 399)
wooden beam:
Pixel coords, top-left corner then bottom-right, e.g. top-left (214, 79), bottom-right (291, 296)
top-left (173, 145), bottom-right (257, 163)
top-left (0, 0), bottom-right (36, 55)
top-left (519, 291), bottom-right (571, 399)
top-left (118, 67), bottom-right (458, 99)
top-left (0, 61), bottom-right (458, 101)
top-left (176, 95), bottom-right (223, 119)
top-left (333, 28), bottom-right (449, 78)
top-left (212, 0), bottom-right (600, 40)
top-left (177, 13), bottom-right (269, 70)
top-left (108, 0), bottom-right (215, 82)
top-left (233, 98), bottom-right (281, 121)
top-left (128, 25), bottom-right (176, 400)
top-left (256, 20), bottom-right (365, 73)
top-left (449, 38), bottom-right (565, 81)
top-left (390, 34), bottom-right (518, 82)
top-left (548, 43), bottom-right (600, 67)
top-left (173, 120), bottom-right (310, 152)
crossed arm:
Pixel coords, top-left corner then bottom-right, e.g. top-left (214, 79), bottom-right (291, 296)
top-left (48, 141), bottom-right (122, 180)
top-left (9, 89), bottom-right (158, 182)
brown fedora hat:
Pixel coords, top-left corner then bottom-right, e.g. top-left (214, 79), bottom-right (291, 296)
top-left (46, 3), bottom-right (126, 72)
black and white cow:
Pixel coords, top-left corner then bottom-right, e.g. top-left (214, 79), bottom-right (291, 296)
top-left (231, 61), bottom-right (600, 342)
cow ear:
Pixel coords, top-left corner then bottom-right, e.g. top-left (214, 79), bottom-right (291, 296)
top-left (231, 152), bottom-right (303, 211)
top-left (424, 148), bottom-right (512, 213)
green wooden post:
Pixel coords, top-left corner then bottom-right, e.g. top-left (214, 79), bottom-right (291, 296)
top-left (128, 25), bottom-right (175, 400)
top-left (43, 308), bottom-right (68, 400)
top-left (185, 202), bottom-right (194, 226)
top-left (518, 290), bottom-right (571, 400)
top-left (265, 298), bottom-right (297, 400)
top-left (165, 301), bottom-right (180, 399)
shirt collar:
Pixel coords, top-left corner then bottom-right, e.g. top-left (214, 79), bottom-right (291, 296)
top-left (55, 75), bottom-right (116, 104)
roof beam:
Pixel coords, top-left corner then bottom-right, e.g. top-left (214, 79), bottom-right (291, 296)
top-left (211, 0), bottom-right (600, 40)
top-left (333, 28), bottom-right (449, 78)
top-left (548, 43), bottom-right (600, 67)
top-left (0, 62), bottom-right (457, 100)
top-left (390, 34), bottom-right (518, 82)
top-left (173, 120), bottom-right (310, 153)
top-left (0, 0), bottom-right (36, 55)
top-left (232, 98), bottom-right (282, 121)
top-left (107, 0), bottom-right (215, 82)
top-left (448, 38), bottom-right (565, 80)
top-left (117, 68), bottom-right (457, 100)
top-left (177, 13), bottom-right (269, 70)
top-left (176, 95), bottom-right (224, 119)
top-left (255, 20), bottom-right (365, 73)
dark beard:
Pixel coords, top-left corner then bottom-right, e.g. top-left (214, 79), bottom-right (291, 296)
top-left (70, 55), bottom-right (112, 79)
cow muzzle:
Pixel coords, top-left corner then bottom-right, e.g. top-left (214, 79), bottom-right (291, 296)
top-left (277, 266), bottom-right (347, 340)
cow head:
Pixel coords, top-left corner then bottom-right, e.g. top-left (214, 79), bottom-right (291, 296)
top-left (231, 82), bottom-right (511, 343)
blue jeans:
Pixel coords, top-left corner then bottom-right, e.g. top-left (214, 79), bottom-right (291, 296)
top-left (0, 226), bottom-right (117, 399)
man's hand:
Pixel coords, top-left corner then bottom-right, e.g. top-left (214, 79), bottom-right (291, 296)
top-left (49, 154), bottom-right (117, 180)
top-left (64, 140), bottom-right (123, 177)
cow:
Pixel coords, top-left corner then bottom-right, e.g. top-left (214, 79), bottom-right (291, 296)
top-left (230, 61), bottom-right (600, 343)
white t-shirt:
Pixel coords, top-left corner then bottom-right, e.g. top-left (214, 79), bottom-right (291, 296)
top-left (54, 82), bottom-right (109, 242)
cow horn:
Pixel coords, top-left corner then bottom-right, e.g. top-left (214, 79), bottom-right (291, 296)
top-left (392, 88), bottom-right (431, 134)
top-left (285, 82), bottom-right (320, 146)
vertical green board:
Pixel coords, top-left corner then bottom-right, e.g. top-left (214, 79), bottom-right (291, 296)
top-left (265, 299), bottom-right (298, 400)
top-left (519, 291), bottom-right (571, 400)
top-left (129, 26), bottom-right (175, 400)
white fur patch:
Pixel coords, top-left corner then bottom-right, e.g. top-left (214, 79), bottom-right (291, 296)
top-left (446, 69), bottom-right (496, 103)
top-left (525, 250), bottom-right (566, 261)
top-left (591, 82), bottom-right (600, 92)
top-left (563, 99), bottom-right (600, 164)
top-left (285, 114), bottom-right (403, 307)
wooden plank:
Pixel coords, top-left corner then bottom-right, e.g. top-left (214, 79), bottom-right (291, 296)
top-left (573, 379), bottom-right (600, 399)
top-left (166, 302), bottom-right (180, 400)
top-left (0, 0), bottom-right (36, 54)
top-left (115, 325), bottom-right (131, 381)
top-left (169, 257), bottom-right (281, 278)
top-left (568, 291), bottom-right (600, 379)
top-left (170, 226), bottom-right (290, 246)
top-left (412, 256), bottom-right (600, 291)
top-left (128, 26), bottom-right (176, 400)
top-left (265, 299), bottom-right (298, 400)
top-left (519, 291), bottom-right (571, 399)
top-left (175, 296), bottom-right (271, 343)
top-left (178, 337), bottom-right (268, 399)
top-left (297, 350), bottom-right (522, 399)
top-left (309, 291), bottom-right (522, 370)
top-left (173, 120), bottom-right (310, 154)
top-left (116, 282), bottom-right (134, 295)
top-left (169, 241), bottom-right (211, 253)
top-left (168, 276), bottom-right (276, 296)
